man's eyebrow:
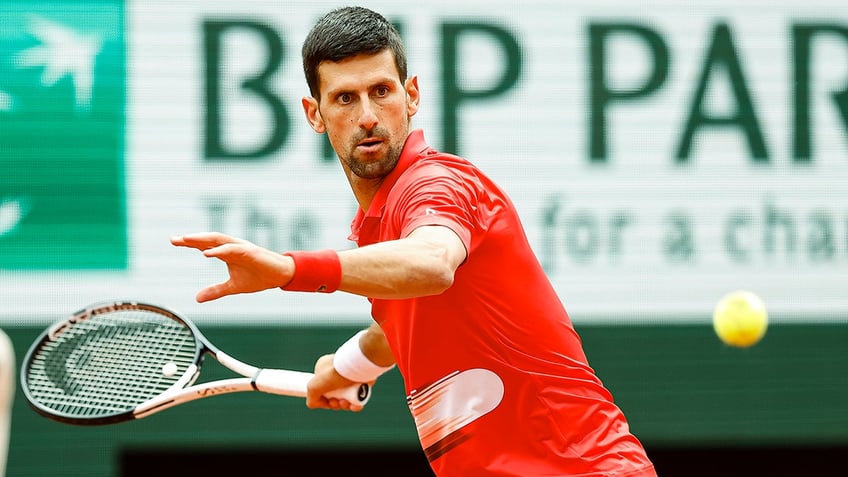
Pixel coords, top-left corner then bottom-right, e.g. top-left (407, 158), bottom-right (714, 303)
top-left (325, 77), bottom-right (399, 97)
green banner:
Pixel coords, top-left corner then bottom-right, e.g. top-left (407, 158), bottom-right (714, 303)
top-left (0, 1), bottom-right (126, 270)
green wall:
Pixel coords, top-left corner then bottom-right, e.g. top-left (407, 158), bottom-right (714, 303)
top-left (3, 321), bottom-right (847, 476)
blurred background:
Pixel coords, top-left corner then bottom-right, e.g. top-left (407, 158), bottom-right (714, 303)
top-left (1, 0), bottom-right (847, 475)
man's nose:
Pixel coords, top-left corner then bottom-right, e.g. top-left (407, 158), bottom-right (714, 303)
top-left (358, 100), bottom-right (379, 130)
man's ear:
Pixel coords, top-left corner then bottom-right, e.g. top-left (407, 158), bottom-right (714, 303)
top-left (302, 96), bottom-right (326, 133)
top-left (405, 75), bottom-right (420, 118)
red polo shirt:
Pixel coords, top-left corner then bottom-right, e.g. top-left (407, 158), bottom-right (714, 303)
top-left (349, 130), bottom-right (656, 477)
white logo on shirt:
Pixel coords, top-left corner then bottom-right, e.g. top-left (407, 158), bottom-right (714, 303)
top-left (408, 369), bottom-right (504, 460)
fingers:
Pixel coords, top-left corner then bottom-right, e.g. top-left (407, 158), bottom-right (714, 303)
top-left (195, 283), bottom-right (229, 303)
top-left (306, 356), bottom-right (365, 412)
top-left (172, 236), bottom-right (248, 263)
top-left (306, 395), bottom-right (364, 412)
top-left (200, 242), bottom-right (241, 260)
top-left (170, 232), bottom-right (236, 250)
top-left (328, 397), bottom-right (363, 412)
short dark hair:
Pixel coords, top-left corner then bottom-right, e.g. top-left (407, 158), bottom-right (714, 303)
top-left (302, 6), bottom-right (407, 98)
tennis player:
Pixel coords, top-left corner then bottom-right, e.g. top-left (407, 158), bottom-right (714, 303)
top-left (172, 6), bottom-right (656, 476)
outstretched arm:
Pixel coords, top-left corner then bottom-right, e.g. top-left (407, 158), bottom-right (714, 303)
top-left (170, 224), bottom-right (467, 302)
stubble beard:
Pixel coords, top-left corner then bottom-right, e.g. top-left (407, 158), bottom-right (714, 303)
top-left (345, 126), bottom-right (404, 180)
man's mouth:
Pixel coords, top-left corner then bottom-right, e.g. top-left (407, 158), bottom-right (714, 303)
top-left (357, 138), bottom-right (384, 151)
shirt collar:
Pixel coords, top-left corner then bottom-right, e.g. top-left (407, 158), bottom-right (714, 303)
top-left (348, 129), bottom-right (430, 243)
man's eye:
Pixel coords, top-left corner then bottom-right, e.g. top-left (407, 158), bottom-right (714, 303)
top-left (375, 86), bottom-right (389, 97)
top-left (339, 93), bottom-right (352, 104)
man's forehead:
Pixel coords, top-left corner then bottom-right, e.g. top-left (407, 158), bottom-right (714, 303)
top-left (317, 51), bottom-right (401, 89)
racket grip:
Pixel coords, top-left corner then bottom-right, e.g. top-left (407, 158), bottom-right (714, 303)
top-left (253, 369), bottom-right (371, 406)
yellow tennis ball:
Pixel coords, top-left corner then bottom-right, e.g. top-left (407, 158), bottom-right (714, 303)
top-left (713, 290), bottom-right (768, 348)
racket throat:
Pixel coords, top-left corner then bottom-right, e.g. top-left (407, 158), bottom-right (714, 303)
top-left (134, 377), bottom-right (256, 419)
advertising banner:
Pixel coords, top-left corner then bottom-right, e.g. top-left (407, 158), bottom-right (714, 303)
top-left (1, 0), bottom-right (846, 324)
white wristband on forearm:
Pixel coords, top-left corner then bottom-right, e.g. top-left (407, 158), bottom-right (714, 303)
top-left (333, 330), bottom-right (395, 383)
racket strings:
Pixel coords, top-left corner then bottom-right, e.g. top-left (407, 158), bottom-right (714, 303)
top-left (26, 309), bottom-right (198, 418)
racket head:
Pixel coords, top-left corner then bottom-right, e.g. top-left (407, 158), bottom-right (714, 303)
top-left (21, 301), bottom-right (204, 425)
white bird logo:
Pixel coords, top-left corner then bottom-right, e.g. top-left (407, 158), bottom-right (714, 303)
top-left (0, 89), bottom-right (12, 112)
top-left (0, 197), bottom-right (30, 237)
top-left (15, 15), bottom-right (103, 112)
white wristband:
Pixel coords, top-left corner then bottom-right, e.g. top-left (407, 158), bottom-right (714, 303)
top-left (333, 330), bottom-right (395, 383)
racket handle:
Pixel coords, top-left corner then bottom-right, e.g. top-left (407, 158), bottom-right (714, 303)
top-left (253, 369), bottom-right (371, 406)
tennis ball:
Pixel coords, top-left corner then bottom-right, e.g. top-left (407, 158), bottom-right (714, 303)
top-left (713, 290), bottom-right (768, 348)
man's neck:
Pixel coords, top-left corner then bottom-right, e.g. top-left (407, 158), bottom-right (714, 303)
top-left (348, 173), bottom-right (385, 213)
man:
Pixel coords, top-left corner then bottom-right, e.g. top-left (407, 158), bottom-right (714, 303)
top-left (172, 6), bottom-right (656, 476)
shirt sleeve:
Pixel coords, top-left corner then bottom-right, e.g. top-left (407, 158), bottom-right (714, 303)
top-left (388, 162), bottom-right (476, 251)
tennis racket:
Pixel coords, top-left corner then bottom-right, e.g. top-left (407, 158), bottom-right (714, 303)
top-left (21, 301), bottom-right (371, 426)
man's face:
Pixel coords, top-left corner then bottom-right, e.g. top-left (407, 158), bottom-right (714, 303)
top-left (302, 49), bottom-right (419, 180)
